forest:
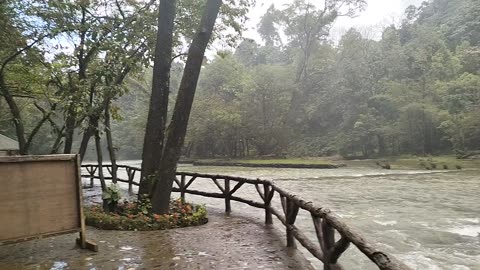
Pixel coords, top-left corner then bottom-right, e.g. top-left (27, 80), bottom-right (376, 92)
top-left (1, 0), bottom-right (479, 161)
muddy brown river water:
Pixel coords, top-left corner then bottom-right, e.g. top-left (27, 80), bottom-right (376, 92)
top-left (85, 161), bottom-right (480, 270)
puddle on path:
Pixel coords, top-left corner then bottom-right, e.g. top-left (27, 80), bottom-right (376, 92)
top-left (0, 210), bottom-right (313, 270)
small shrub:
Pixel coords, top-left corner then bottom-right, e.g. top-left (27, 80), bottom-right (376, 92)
top-left (85, 199), bottom-right (208, 231)
top-left (443, 164), bottom-right (449, 170)
top-left (430, 163), bottom-right (437, 169)
top-left (456, 165), bottom-right (463, 170)
top-left (102, 183), bottom-right (122, 213)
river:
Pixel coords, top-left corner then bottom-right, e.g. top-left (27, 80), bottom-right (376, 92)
top-left (83, 161), bottom-right (480, 270)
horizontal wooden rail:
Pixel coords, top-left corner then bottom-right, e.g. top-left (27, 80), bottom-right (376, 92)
top-left (81, 164), bottom-right (411, 270)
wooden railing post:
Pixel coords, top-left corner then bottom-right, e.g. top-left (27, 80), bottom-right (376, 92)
top-left (312, 215), bottom-right (350, 270)
top-left (264, 183), bottom-right (273, 225)
top-left (180, 174), bottom-right (186, 203)
top-left (224, 178), bottom-right (231, 213)
top-left (286, 197), bottom-right (299, 248)
top-left (89, 166), bottom-right (97, 188)
top-left (322, 219), bottom-right (335, 270)
top-left (126, 168), bottom-right (133, 194)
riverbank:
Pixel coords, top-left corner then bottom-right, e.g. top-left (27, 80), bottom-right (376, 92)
top-left (183, 155), bottom-right (480, 170)
top-left (192, 158), bottom-right (342, 169)
top-left (345, 155), bottom-right (480, 170)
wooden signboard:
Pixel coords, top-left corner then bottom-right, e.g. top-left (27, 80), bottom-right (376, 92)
top-left (0, 154), bottom-right (97, 251)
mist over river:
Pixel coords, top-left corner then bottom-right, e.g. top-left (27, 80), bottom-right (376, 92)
top-left (83, 161), bottom-right (480, 269)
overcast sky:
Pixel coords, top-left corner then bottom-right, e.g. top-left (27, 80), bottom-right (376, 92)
top-left (242, 0), bottom-right (426, 42)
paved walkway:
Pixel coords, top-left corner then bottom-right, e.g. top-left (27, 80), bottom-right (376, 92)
top-left (0, 209), bottom-right (313, 270)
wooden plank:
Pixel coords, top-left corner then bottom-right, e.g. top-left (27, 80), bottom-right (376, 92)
top-left (75, 155), bottom-right (86, 249)
top-left (0, 154), bottom-right (76, 163)
top-left (0, 156), bottom-right (79, 241)
top-left (0, 154), bottom-right (97, 252)
top-left (0, 229), bottom-right (80, 245)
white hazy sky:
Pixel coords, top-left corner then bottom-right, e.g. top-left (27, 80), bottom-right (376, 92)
top-left (242, 0), bottom-right (426, 42)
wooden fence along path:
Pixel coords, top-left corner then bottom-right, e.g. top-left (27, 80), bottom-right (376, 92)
top-left (81, 164), bottom-right (411, 270)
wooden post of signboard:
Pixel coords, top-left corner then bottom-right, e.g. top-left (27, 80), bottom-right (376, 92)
top-left (0, 154), bottom-right (98, 252)
top-left (74, 154), bottom-right (98, 251)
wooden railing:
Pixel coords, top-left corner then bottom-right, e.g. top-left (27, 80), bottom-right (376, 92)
top-left (81, 164), bottom-right (411, 270)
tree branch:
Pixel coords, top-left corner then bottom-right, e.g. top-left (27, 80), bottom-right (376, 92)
top-left (0, 34), bottom-right (48, 75)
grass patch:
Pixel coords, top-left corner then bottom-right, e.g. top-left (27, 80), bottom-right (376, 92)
top-left (364, 155), bottom-right (480, 170)
top-left (85, 199), bottom-right (208, 231)
top-left (233, 158), bottom-right (333, 165)
top-left (195, 158), bottom-right (335, 165)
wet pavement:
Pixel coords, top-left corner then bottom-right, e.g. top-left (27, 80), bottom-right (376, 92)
top-left (0, 209), bottom-right (313, 270)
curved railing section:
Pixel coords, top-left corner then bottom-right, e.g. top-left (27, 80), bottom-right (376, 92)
top-left (81, 164), bottom-right (411, 270)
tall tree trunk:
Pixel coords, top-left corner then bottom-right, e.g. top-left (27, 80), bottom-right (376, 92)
top-left (50, 129), bottom-right (65, 154)
top-left (0, 76), bottom-right (27, 154)
top-left (150, 0), bottom-right (223, 214)
top-left (63, 105), bottom-right (76, 154)
top-left (93, 119), bottom-right (108, 212)
top-left (94, 124), bottom-right (106, 191)
top-left (78, 117), bottom-right (96, 162)
top-left (139, 0), bottom-right (177, 197)
top-left (104, 99), bottom-right (117, 183)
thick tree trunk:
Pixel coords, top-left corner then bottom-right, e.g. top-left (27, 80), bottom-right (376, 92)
top-left (150, 0), bottom-right (223, 214)
top-left (78, 117), bottom-right (96, 162)
top-left (139, 0), bottom-right (177, 197)
top-left (63, 107), bottom-right (76, 154)
top-left (0, 76), bottom-right (27, 154)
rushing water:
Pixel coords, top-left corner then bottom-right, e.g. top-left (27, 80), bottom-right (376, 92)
top-left (84, 161), bottom-right (480, 270)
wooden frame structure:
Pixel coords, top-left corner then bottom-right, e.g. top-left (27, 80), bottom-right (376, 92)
top-left (0, 155), bottom-right (97, 251)
top-left (82, 164), bottom-right (410, 269)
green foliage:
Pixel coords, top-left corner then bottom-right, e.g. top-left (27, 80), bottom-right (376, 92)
top-left (1, 0), bottom-right (253, 156)
top-left (85, 0), bottom-right (480, 160)
top-left (102, 183), bottom-right (122, 206)
top-left (85, 199), bottom-right (208, 231)
top-left (137, 197), bottom-right (153, 215)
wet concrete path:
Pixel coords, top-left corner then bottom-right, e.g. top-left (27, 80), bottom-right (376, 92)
top-left (0, 208), bottom-right (313, 270)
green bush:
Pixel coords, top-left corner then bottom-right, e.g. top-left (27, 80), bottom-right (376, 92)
top-left (85, 199), bottom-right (208, 231)
top-left (101, 183), bottom-right (122, 213)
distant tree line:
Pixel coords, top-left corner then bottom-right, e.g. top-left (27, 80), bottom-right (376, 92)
top-left (182, 0), bottom-right (480, 159)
